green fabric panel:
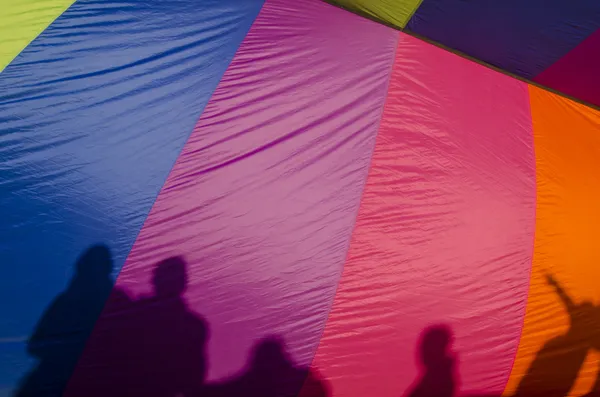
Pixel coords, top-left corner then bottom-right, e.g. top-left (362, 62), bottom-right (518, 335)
top-left (328, 0), bottom-right (423, 29)
top-left (0, 0), bottom-right (75, 72)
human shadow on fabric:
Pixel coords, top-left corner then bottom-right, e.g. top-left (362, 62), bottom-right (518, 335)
top-left (64, 255), bottom-right (209, 397)
top-left (20, 249), bottom-right (331, 397)
top-left (402, 273), bottom-right (600, 397)
top-left (511, 274), bottom-right (600, 397)
top-left (205, 335), bottom-right (330, 397)
top-left (461, 273), bottom-right (600, 397)
top-left (15, 244), bottom-right (115, 397)
top-left (404, 324), bottom-right (458, 397)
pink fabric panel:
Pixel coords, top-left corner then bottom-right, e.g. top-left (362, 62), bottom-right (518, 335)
top-left (302, 33), bottom-right (536, 397)
top-left (66, 0), bottom-right (398, 395)
top-left (535, 28), bottom-right (600, 108)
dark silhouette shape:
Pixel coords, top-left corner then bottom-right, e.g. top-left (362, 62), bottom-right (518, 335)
top-left (18, 248), bottom-right (331, 397)
top-left (64, 255), bottom-right (209, 397)
top-left (514, 274), bottom-right (600, 397)
top-left (207, 336), bottom-right (330, 397)
top-left (15, 245), bottom-right (115, 397)
top-left (129, 256), bottom-right (209, 396)
top-left (406, 324), bottom-right (458, 397)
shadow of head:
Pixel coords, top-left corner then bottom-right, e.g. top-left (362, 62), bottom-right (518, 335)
top-left (74, 244), bottom-right (113, 282)
top-left (250, 336), bottom-right (291, 374)
top-left (419, 324), bottom-right (454, 370)
top-left (152, 256), bottom-right (188, 298)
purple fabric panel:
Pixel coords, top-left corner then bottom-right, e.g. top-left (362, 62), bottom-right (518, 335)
top-left (65, 0), bottom-right (397, 395)
top-left (534, 28), bottom-right (600, 108)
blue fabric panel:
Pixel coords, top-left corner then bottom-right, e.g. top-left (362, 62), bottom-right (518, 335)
top-left (407, 0), bottom-right (600, 79)
top-left (0, 0), bottom-right (263, 394)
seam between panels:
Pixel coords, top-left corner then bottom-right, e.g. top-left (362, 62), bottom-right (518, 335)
top-left (530, 27), bottom-right (598, 81)
top-left (402, 0), bottom-right (425, 30)
top-left (1, 0), bottom-right (79, 72)
top-left (300, 30), bottom-right (402, 386)
top-left (108, 0), bottom-right (267, 286)
top-left (323, 2), bottom-right (599, 110)
top-left (500, 84), bottom-right (538, 397)
top-left (65, 1), bottom-right (268, 389)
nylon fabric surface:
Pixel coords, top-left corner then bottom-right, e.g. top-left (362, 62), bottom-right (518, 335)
top-left (503, 87), bottom-right (600, 397)
top-left (534, 29), bottom-right (600, 110)
top-left (405, 0), bottom-right (600, 107)
top-left (0, 0), bottom-right (264, 395)
top-left (0, 0), bottom-right (75, 72)
top-left (3, 0), bottom-right (600, 396)
top-left (301, 33), bottom-right (536, 397)
top-left (65, 0), bottom-right (397, 395)
top-left (326, 0), bottom-right (422, 28)
top-left (406, 0), bottom-right (600, 80)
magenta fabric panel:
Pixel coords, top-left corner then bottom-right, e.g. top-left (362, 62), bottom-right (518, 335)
top-left (534, 28), bottom-right (600, 107)
top-left (65, 0), bottom-right (398, 395)
top-left (303, 34), bottom-right (536, 397)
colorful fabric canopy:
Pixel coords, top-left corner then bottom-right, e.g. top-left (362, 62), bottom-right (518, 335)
top-left (1, 1), bottom-right (600, 396)
top-left (327, 0), bottom-right (600, 108)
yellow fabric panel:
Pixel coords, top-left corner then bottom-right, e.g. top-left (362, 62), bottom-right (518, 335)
top-left (327, 0), bottom-right (423, 29)
top-left (504, 86), bottom-right (600, 396)
top-left (0, 0), bottom-right (75, 71)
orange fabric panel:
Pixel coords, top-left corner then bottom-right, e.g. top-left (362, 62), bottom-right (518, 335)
top-left (504, 86), bottom-right (600, 397)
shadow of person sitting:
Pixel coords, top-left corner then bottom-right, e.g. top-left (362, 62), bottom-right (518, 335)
top-left (405, 324), bottom-right (458, 397)
top-left (15, 245), bottom-right (115, 397)
top-left (207, 336), bottom-right (330, 397)
top-left (65, 255), bottom-right (209, 397)
top-left (513, 274), bottom-right (600, 397)
top-left (129, 256), bottom-right (209, 396)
